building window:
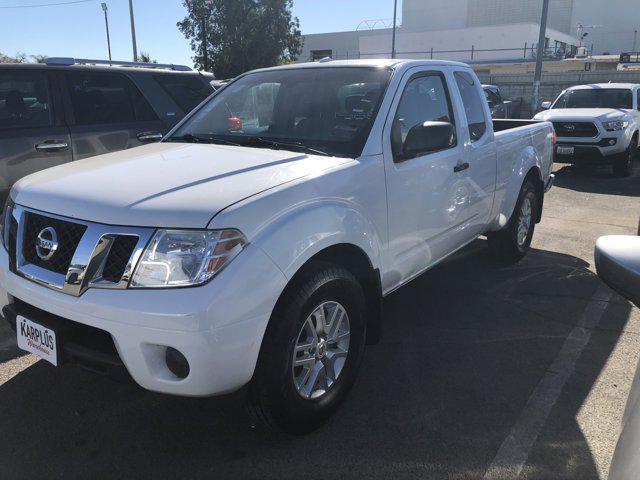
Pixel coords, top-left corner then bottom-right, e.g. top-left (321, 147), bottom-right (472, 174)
top-left (311, 49), bottom-right (332, 61)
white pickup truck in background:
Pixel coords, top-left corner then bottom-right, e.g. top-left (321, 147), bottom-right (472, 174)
top-left (0, 59), bottom-right (554, 433)
top-left (534, 83), bottom-right (640, 176)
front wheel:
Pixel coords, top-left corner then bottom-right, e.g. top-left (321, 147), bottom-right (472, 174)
top-left (487, 180), bottom-right (539, 263)
top-left (612, 137), bottom-right (637, 177)
top-left (248, 263), bottom-right (366, 434)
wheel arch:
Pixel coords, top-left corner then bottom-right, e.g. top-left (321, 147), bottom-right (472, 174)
top-left (272, 243), bottom-right (383, 345)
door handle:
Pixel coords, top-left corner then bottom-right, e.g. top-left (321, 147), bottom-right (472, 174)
top-left (137, 131), bottom-right (163, 142)
top-left (35, 140), bottom-right (69, 152)
top-left (454, 162), bottom-right (469, 173)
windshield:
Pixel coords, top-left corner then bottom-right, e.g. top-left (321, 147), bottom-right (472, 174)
top-left (552, 88), bottom-right (632, 109)
top-left (169, 67), bottom-right (392, 158)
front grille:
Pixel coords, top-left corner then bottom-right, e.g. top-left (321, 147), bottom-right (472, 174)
top-left (102, 235), bottom-right (138, 283)
top-left (22, 212), bottom-right (87, 275)
top-left (552, 121), bottom-right (598, 138)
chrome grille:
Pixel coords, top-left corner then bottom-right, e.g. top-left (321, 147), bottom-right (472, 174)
top-left (7, 205), bottom-right (154, 296)
top-left (22, 211), bottom-right (87, 275)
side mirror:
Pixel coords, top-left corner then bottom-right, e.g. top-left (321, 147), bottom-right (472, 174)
top-left (595, 235), bottom-right (640, 307)
top-left (541, 101), bottom-right (552, 110)
top-left (402, 121), bottom-right (456, 160)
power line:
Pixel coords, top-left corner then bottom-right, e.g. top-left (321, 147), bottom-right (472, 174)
top-left (0, 0), bottom-right (97, 8)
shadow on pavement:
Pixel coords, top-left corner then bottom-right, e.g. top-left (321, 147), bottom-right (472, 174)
top-left (0, 240), bottom-right (633, 480)
top-left (553, 163), bottom-right (640, 197)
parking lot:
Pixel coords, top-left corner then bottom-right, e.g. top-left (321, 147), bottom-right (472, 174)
top-left (0, 163), bottom-right (638, 480)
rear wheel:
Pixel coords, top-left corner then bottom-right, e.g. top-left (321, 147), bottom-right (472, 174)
top-left (248, 263), bottom-right (366, 434)
top-left (487, 180), bottom-right (538, 263)
top-left (612, 137), bottom-right (637, 177)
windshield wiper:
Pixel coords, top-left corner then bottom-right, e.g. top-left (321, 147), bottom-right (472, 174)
top-left (167, 133), bottom-right (242, 147)
top-left (244, 137), bottom-right (332, 157)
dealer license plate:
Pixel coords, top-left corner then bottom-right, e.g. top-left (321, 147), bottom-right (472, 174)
top-left (16, 315), bottom-right (58, 366)
top-left (557, 146), bottom-right (574, 156)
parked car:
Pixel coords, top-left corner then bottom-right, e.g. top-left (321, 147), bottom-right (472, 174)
top-left (0, 57), bottom-right (215, 204)
top-left (0, 59), bottom-right (554, 433)
top-left (483, 84), bottom-right (522, 119)
top-left (595, 234), bottom-right (640, 479)
top-left (534, 83), bottom-right (640, 176)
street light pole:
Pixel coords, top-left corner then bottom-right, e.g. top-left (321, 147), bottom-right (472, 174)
top-left (531, 0), bottom-right (550, 115)
top-left (128, 0), bottom-right (138, 62)
top-left (101, 3), bottom-right (112, 62)
top-left (391, 0), bottom-right (398, 59)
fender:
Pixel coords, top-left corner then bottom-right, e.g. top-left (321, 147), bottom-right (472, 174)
top-left (488, 142), bottom-right (543, 231)
top-left (249, 199), bottom-right (383, 281)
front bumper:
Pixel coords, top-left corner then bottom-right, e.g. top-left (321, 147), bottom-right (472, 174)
top-left (0, 243), bottom-right (287, 396)
top-left (554, 131), bottom-right (627, 164)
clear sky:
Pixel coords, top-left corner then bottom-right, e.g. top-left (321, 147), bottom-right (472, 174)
top-left (0, 0), bottom-right (399, 67)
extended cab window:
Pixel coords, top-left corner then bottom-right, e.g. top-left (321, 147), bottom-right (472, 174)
top-left (171, 67), bottom-right (392, 158)
top-left (66, 72), bottom-right (157, 125)
top-left (455, 71), bottom-right (487, 142)
top-left (391, 73), bottom-right (455, 160)
top-left (0, 70), bottom-right (51, 129)
top-left (153, 74), bottom-right (213, 113)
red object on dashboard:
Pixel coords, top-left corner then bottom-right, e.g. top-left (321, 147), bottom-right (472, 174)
top-left (228, 117), bottom-right (242, 132)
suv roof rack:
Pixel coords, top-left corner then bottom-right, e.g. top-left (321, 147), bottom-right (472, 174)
top-left (44, 57), bottom-right (193, 71)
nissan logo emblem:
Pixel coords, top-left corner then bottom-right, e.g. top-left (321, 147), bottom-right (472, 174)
top-left (36, 227), bottom-right (58, 261)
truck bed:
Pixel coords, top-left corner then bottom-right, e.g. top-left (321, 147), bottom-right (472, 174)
top-left (492, 119), bottom-right (544, 133)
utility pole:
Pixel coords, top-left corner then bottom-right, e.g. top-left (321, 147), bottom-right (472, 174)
top-left (101, 3), bottom-right (112, 62)
top-left (391, 0), bottom-right (398, 59)
top-left (531, 0), bottom-right (549, 115)
top-left (129, 0), bottom-right (138, 62)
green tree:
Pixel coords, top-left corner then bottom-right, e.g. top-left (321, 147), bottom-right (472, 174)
top-left (30, 54), bottom-right (48, 63)
top-left (177, 0), bottom-right (302, 78)
top-left (139, 51), bottom-right (157, 63)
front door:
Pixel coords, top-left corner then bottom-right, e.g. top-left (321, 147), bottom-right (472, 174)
top-left (62, 71), bottom-right (164, 160)
top-left (381, 68), bottom-right (470, 291)
top-left (0, 69), bottom-right (72, 203)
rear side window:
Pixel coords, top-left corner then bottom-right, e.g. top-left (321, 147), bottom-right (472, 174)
top-left (0, 70), bottom-right (52, 129)
top-left (66, 72), bottom-right (157, 125)
top-left (153, 75), bottom-right (212, 113)
top-left (454, 71), bottom-right (487, 142)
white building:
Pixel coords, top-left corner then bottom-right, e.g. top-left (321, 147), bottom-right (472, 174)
top-left (298, 0), bottom-right (639, 63)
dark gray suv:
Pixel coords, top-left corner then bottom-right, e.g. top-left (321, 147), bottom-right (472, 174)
top-left (0, 58), bottom-right (215, 203)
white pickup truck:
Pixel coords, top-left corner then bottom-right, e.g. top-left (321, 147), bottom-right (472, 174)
top-left (0, 60), bottom-right (554, 433)
top-left (534, 83), bottom-right (640, 176)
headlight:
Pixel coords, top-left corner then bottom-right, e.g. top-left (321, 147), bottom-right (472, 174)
top-left (602, 120), bottom-right (628, 132)
top-left (0, 197), bottom-right (14, 250)
top-left (130, 229), bottom-right (246, 288)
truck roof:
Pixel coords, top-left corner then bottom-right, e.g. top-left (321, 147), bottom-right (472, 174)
top-left (567, 83), bottom-right (640, 90)
top-left (251, 58), bottom-right (471, 74)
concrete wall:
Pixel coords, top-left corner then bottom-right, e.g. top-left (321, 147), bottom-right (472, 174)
top-left (402, 0), bottom-right (574, 34)
top-left (570, 0), bottom-right (640, 55)
top-left (358, 24), bottom-right (577, 61)
top-left (299, 29), bottom-right (390, 62)
top-left (476, 70), bottom-right (640, 118)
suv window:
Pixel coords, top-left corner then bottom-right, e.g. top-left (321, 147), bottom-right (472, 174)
top-left (391, 73), bottom-right (455, 160)
top-left (0, 70), bottom-right (52, 129)
top-left (66, 72), bottom-right (157, 125)
top-left (484, 88), bottom-right (501, 105)
top-left (153, 74), bottom-right (212, 113)
top-left (455, 72), bottom-right (487, 142)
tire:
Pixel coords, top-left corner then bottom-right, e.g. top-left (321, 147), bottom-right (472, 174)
top-left (248, 262), bottom-right (366, 434)
top-left (612, 137), bottom-right (637, 177)
top-left (487, 180), bottom-right (538, 264)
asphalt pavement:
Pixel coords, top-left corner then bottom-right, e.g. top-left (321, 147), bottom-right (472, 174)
top-left (0, 163), bottom-right (639, 480)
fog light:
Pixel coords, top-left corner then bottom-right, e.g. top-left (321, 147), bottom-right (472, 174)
top-left (165, 347), bottom-right (190, 379)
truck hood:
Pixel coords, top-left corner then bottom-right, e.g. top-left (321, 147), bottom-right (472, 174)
top-left (12, 142), bottom-right (349, 228)
top-left (534, 108), bottom-right (630, 122)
